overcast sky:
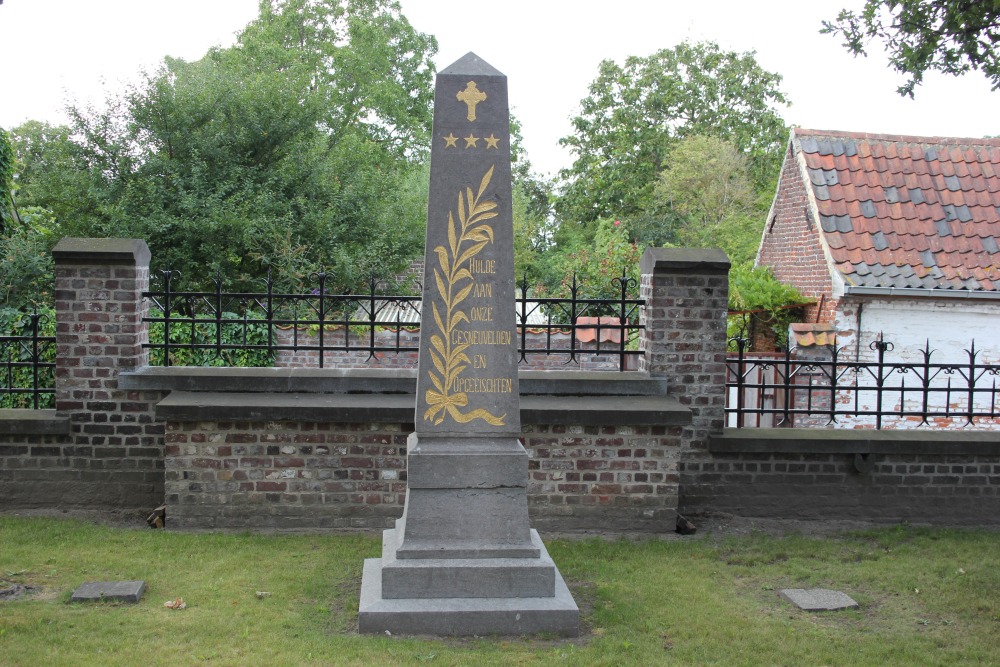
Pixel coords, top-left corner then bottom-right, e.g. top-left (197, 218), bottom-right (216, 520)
top-left (1, 0), bottom-right (996, 177)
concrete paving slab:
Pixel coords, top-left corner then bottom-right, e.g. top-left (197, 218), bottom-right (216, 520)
top-left (779, 588), bottom-right (858, 611)
top-left (71, 580), bottom-right (146, 603)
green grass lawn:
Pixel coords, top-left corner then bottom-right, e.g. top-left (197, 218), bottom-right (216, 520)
top-left (1, 516), bottom-right (997, 666)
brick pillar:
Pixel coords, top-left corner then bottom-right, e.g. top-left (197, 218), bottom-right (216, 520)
top-left (52, 238), bottom-right (163, 508)
top-left (640, 248), bottom-right (730, 449)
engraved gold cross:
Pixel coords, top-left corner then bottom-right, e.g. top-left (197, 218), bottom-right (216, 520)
top-left (456, 81), bottom-right (487, 121)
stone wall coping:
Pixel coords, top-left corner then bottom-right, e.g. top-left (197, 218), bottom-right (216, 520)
top-left (52, 238), bottom-right (151, 266)
top-left (155, 390), bottom-right (690, 427)
top-left (120, 367), bottom-right (668, 397)
top-left (0, 410), bottom-right (71, 435)
top-left (641, 247), bottom-right (731, 276)
top-left (711, 428), bottom-right (1000, 456)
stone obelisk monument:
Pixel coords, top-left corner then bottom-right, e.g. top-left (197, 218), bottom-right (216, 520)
top-left (358, 53), bottom-right (579, 636)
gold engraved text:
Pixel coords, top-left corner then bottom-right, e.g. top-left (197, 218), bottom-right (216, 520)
top-left (452, 377), bottom-right (513, 394)
top-left (423, 165), bottom-right (506, 426)
top-left (470, 258), bottom-right (495, 274)
top-left (451, 329), bottom-right (512, 346)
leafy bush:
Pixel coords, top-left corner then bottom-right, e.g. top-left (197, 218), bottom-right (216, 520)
top-left (728, 265), bottom-right (809, 347)
top-left (0, 220), bottom-right (56, 311)
top-left (147, 309), bottom-right (274, 367)
top-left (0, 306), bottom-right (55, 408)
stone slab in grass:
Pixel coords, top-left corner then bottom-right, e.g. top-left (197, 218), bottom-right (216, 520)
top-left (71, 580), bottom-right (146, 603)
top-left (779, 588), bottom-right (858, 611)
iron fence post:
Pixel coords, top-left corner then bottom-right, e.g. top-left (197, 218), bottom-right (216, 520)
top-left (30, 311), bottom-right (41, 410)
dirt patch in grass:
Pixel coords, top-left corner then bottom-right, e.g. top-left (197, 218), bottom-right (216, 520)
top-left (0, 580), bottom-right (37, 601)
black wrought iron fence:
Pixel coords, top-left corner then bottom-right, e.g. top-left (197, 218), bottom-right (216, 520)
top-left (0, 311), bottom-right (56, 409)
top-left (727, 334), bottom-right (1000, 429)
top-left (143, 269), bottom-right (644, 370)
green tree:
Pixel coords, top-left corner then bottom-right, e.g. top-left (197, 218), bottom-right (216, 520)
top-left (555, 41), bottom-right (789, 245)
top-left (549, 217), bottom-right (642, 306)
top-left (238, 0), bottom-right (436, 159)
top-left (8, 121), bottom-right (90, 227)
top-left (18, 0), bottom-right (437, 292)
top-left (0, 127), bottom-right (14, 231)
top-left (652, 135), bottom-right (762, 264)
top-left (0, 125), bottom-right (62, 311)
top-left (823, 1), bottom-right (1000, 97)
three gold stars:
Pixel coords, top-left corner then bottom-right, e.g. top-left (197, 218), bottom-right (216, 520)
top-left (441, 133), bottom-right (501, 150)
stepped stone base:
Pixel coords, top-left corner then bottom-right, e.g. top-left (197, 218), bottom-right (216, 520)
top-left (358, 528), bottom-right (579, 636)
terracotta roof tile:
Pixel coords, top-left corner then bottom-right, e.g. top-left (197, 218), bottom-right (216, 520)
top-left (789, 129), bottom-right (1000, 294)
top-left (791, 323), bottom-right (837, 347)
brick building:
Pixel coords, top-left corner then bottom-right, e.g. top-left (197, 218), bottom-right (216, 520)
top-left (757, 129), bottom-right (1000, 365)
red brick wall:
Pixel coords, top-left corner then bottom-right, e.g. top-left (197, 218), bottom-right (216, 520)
top-left (757, 144), bottom-right (839, 324)
top-left (681, 450), bottom-right (1000, 525)
top-left (51, 240), bottom-right (165, 508)
top-left (164, 420), bottom-right (681, 532)
top-left (640, 249), bottom-right (730, 450)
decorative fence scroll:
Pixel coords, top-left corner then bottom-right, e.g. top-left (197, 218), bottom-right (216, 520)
top-left (727, 334), bottom-right (1000, 429)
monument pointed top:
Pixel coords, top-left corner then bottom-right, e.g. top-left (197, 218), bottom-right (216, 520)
top-left (440, 52), bottom-right (505, 78)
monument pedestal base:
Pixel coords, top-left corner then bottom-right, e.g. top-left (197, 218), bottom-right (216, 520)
top-left (358, 434), bottom-right (580, 636)
top-left (358, 529), bottom-right (579, 636)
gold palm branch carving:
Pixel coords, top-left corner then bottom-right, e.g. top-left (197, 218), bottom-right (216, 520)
top-left (423, 165), bottom-right (506, 426)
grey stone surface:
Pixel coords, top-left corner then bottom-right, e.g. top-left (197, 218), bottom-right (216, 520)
top-left (154, 390), bottom-right (690, 427)
top-left (358, 52), bottom-right (579, 637)
top-left (120, 366), bottom-right (418, 394)
top-left (359, 531), bottom-right (578, 636)
top-left (71, 580), bottom-right (146, 603)
top-left (155, 390), bottom-right (415, 423)
top-left (380, 528), bottom-right (556, 599)
top-left (711, 428), bottom-right (1000, 456)
top-left (404, 434), bottom-right (529, 489)
top-left (779, 588), bottom-right (858, 611)
top-left (393, 479), bottom-right (538, 559)
top-left (52, 237), bottom-right (150, 266)
top-left (123, 366), bottom-right (671, 397)
top-left (0, 410), bottom-right (71, 435)
top-left (641, 247), bottom-right (731, 275)
top-left (414, 51), bottom-right (519, 436)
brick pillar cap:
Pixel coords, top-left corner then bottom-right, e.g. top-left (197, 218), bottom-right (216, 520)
top-left (52, 238), bottom-right (151, 266)
top-left (641, 247), bottom-right (731, 276)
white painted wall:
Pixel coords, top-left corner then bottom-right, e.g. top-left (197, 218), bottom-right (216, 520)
top-left (835, 297), bottom-right (1000, 365)
top-left (828, 296), bottom-right (1000, 429)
